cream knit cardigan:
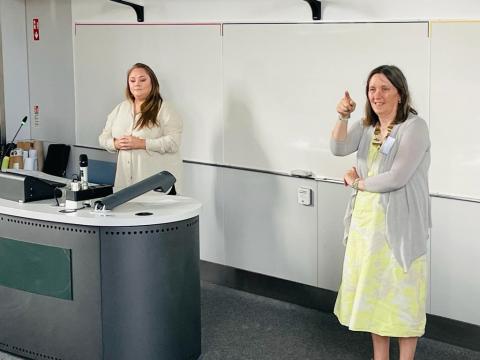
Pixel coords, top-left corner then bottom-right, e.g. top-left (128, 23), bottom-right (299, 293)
top-left (331, 114), bottom-right (431, 271)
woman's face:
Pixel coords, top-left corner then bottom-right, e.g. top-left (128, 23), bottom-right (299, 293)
top-left (128, 67), bottom-right (152, 102)
top-left (368, 73), bottom-right (401, 121)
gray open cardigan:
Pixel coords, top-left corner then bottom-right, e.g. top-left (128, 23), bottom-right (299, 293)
top-left (330, 114), bottom-right (431, 271)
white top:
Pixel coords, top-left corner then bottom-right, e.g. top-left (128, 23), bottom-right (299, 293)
top-left (0, 193), bottom-right (201, 227)
top-left (99, 100), bottom-right (183, 193)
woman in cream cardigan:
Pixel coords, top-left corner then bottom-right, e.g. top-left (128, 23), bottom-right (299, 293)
top-left (99, 63), bottom-right (183, 193)
top-left (331, 65), bottom-right (431, 360)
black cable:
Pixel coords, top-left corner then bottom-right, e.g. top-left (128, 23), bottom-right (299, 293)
top-left (53, 186), bottom-right (61, 206)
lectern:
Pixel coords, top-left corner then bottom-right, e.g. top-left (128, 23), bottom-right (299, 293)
top-left (0, 193), bottom-right (201, 360)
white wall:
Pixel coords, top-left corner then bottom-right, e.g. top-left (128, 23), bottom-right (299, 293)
top-left (0, 0), bottom-right (30, 142)
top-left (26, 0), bottom-right (76, 144)
top-left (71, 0), bottom-right (480, 22)
top-left (2, 0), bottom-right (480, 146)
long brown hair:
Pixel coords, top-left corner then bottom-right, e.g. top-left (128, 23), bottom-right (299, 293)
top-left (363, 65), bottom-right (417, 127)
top-left (125, 63), bottom-right (163, 129)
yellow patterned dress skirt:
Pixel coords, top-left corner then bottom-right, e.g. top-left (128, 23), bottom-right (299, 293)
top-left (334, 141), bottom-right (427, 337)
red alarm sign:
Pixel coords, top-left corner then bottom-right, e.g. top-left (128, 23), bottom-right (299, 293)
top-left (33, 18), bottom-right (39, 41)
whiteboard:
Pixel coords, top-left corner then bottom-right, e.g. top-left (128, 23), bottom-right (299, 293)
top-left (74, 22), bottom-right (431, 183)
top-left (74, 24), bottom-right (223, 163)
top-left (430, 21), bottom-right (480, 200)
top-left (222, 23), bottom-right (429, 179)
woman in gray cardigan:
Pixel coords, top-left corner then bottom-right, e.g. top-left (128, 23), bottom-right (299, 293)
top-left (331, 65), bottom-right (431, 360)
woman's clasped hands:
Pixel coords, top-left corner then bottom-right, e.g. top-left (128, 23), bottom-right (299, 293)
top-left (114, 135), bottom-right (146, 150)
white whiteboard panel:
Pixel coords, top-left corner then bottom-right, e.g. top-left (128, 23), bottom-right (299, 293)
top-left (74, 24), bottom-right (223, 163)
top-left (223, 23), bottom-right (429, 179)
top-left (430, 22), bottom-right (480, 200)
top-left (431, 197), bottom-right (480, 325)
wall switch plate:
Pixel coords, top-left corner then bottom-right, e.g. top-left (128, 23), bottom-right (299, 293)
top-left (297, 186), bottom-right (312, 206)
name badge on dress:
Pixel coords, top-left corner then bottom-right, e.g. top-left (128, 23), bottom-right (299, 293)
top-left (380, 136), bottom-right (396, 155)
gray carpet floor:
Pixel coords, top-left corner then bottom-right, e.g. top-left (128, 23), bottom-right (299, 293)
top-left (2, 281), bottom-right (479, 360)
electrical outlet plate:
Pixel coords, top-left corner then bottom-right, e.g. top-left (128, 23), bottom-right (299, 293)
top-left (297, 186), bottom-right (312, 205)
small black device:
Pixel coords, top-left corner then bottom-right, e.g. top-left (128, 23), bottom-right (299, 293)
top-left (65, 184), bottom-right (113, 203)
top-left (43, 144), bottom-right (71, 177)
top-left (0, 172), bottom-right (65, 203)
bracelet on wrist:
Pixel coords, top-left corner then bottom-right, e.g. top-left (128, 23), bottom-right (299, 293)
top-left (338, 114), bottom-right (350, 122)
top-left (351, 178), bottom-right (360, 190)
